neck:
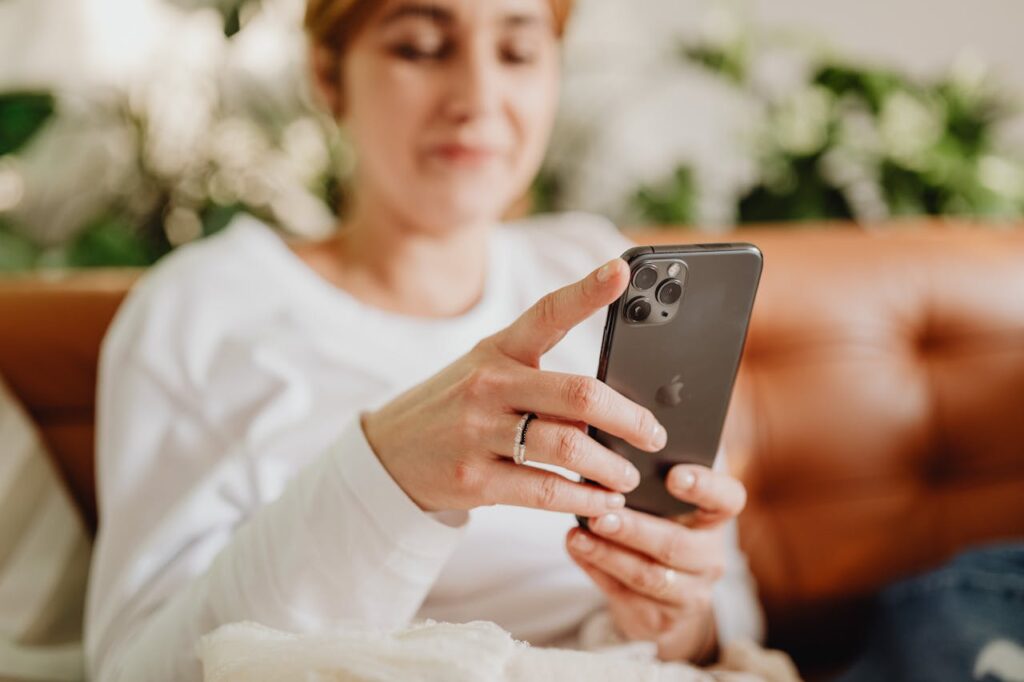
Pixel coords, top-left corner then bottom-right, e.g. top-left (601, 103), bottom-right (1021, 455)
top-left (324, 189), bottom-right (493, 319)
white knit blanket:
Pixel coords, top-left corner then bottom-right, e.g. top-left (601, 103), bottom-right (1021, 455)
top-left (199, 617), bottom-right (801, 682)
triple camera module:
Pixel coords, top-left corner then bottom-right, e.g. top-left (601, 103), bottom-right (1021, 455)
top-left (623, 260), bottom-right (687, 326)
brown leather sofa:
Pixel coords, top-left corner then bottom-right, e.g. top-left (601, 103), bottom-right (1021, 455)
top-left (2, 221), bottom-right (1023, 676)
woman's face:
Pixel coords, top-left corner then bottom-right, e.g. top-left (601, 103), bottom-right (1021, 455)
top-left (334, 0), bottom-right (561, 232)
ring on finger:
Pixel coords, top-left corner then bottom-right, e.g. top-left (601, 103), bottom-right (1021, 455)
top-left (663, 566), bottom-right (677, 590)
top-left (513, 412), bottom-right (538, 465)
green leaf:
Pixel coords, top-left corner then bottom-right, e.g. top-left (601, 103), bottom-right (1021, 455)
top-left (530, 169), bottom-right (561, 215)
top-left (631, 166), bottom-right (698, 224)
top-left (65, 217), bottom-right (153, 267)
top-left (681, 43), bottom-right (747, 84)
top-left (0, 221), bottom-right (40, 271)
top-left (0, 92), bottom-right (56, 156)
top-left (738, 155), bottom-right (853, 223)
top-left (201, 202), bottom-right (246, 236)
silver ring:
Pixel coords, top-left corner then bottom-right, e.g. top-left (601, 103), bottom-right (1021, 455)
top-left (512, 412), bottom-right (537, 465)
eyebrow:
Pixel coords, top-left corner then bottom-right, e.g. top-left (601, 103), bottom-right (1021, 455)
top-left (502, 13), bottom-right (548, 29)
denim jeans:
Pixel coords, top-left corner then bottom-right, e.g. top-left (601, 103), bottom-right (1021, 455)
top-left (834, 541), bottom-right (1024, 682)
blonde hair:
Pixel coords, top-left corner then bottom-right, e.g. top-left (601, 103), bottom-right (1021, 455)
top-left (305, 0), bottom-right (576, 51)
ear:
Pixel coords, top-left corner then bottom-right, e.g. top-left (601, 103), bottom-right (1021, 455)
top-left (309, 42), bottom-right (345, 119)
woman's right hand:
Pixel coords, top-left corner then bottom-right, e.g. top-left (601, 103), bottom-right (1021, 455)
top-left (360, 256), bottom-right (668, 518)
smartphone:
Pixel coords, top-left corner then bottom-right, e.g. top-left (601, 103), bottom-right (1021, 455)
top-left (576, 242), bottom-right (762, 529)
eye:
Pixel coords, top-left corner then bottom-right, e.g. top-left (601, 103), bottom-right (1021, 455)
top-left (501, 46), bottom-right (536, 64)
top-left (390, 37), bottom-right (452, 62)
top-left (500, 35), bottom-right (542, 65)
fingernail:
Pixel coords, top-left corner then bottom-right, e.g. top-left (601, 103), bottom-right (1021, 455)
top-left (572, 531), bottom-right (594, 553)
top-left (652, 423), bottom-right (667, 450)
top-left (596, 259), bottom-right (617, 282)
top-left (606, 492), bottom-right (626, 508)
top-left (674, 469), bottom-right (696, 491)
top-left (624, 462), bottom-right (640, 489)
top-left (595, 513), bottom-right (621, 534)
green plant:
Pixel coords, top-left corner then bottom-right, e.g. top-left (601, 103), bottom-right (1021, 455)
top-left (675, 37), bottom-right (1024, 225)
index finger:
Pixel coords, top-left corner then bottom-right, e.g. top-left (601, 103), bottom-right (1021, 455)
top-left (494, 257), bottom-right (628, 366)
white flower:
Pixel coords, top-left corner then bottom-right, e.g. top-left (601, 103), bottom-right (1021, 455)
top-left (207, 116), bottom-right (271, 173)
top-left (164, 206), bottom-right (203, 247)
top-left (280, 117), bottom-right (331, 187)
top-left (6, 107), bottom-right (137, 246)
top-left (879, 90), bottom-right (945, 169)
top-left (0, 158), bottom-right (26, 213)
top-left (948, 49), bottom-right (990, 100)
top-left (772, 85), bottom-right (833, 156)
top-left (978, 155), bottom-right (1024, 198)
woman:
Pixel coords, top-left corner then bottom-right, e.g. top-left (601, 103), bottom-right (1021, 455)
top-left (84, 0), bottom-right (763, 679)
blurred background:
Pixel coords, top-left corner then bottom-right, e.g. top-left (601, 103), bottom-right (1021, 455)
top-left (1, 0), bottom-right (1024, 269)
top-left (2, 5), bottom-right (1024, 679)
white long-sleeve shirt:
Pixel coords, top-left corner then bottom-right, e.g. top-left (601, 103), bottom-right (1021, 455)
top-left (84, 211), bottom-right (763, 681)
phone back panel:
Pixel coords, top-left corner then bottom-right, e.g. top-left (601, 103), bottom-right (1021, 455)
top-left (586, 243), bottom-right (762, 519)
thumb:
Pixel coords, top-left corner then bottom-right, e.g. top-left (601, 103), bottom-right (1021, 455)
top-left (494, 257), bottom-right (628, 366)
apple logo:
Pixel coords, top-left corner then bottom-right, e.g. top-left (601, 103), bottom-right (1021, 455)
top-left (656, 374), bottom-right (685, 407)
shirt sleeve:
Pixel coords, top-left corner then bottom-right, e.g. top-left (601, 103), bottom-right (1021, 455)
top-left (85, 350), bottom-right (469, 682)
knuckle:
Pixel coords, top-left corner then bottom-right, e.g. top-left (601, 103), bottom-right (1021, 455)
top-left (556, 428), bottom-right (586, 470)
top-left (660, 531), bottom-right (690, 568)
top-left (633, 565), bottom-right (659, 594)
top-left (470, 336), bottom-right (494, 356)
top-left (705, 560), bottom-right (726, 583)
top-left (635, 407), bottom-right (655, 441)
top-left (462, 366), bottom-right (500, 401)
top-left (454, 412), bottom-right (485, 449)
top-left (564, 375), bottom-right (600, 415)
top-left (452, 458), bottom-right (486, 495)
top-left (536, 474), bottom-right (562, 510)
top-left (535, 292), bottom-right (561, 330)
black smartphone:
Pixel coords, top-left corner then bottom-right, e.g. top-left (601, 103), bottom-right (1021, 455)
top-left (576, 242), bottom-right (762, 529)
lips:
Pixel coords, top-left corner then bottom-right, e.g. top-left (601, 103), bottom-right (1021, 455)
top-left (429, 142), bottom-right (502, 165)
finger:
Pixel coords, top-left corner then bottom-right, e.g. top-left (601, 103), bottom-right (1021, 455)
top-left (494, 257), bottom-right (628, 366)
top-left (666, 465), bottom-right (747, 529)
top-left (569, 549), bottom-right (631, 599)
top-left (569, 553), bottom-right (674, 637)
top-left (583, 507), bottom-right (724, 577)
top-left (488, 413), bottom-right (640, 493)
top-left (504, 367), bottom-right (667, 453)
top-left (481, 461), bottom-right (627, 517)
top-left (566, 528), bottom-right (709, 610)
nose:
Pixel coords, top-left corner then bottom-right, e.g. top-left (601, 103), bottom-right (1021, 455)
top-left (444, 39), bottom-right (501, 123)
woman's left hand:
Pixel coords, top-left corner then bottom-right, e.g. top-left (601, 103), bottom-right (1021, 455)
top-left (565, 464), bottom-right (747, 663)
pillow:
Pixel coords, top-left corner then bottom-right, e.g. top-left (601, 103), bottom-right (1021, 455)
top-left (0, 375), bottom-right (91, 682)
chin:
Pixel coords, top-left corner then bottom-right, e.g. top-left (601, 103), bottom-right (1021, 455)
top-left (407, 183), bottom-right (517, 231)
top-left (412, 202), bottom-right (503, 234)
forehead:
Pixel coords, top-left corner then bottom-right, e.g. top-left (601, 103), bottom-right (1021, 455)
top-left (372, 0), bottom-right (554, 27)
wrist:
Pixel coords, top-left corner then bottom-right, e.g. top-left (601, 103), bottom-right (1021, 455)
top-left (359, 410), bottom-right (426, 512)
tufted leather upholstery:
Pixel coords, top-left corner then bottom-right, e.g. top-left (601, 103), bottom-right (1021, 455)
top-left (634, 224), bottom-right (1024, 669)
top-left (1, 222), bottom-right (1023, 672)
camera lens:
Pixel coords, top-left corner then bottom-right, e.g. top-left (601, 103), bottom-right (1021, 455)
top-left (631, 265), bottom-right (658, 290)
top-left (656, 279), bottom-right (683, 305)
top-left (625, 296), bottom-right (651, 322)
